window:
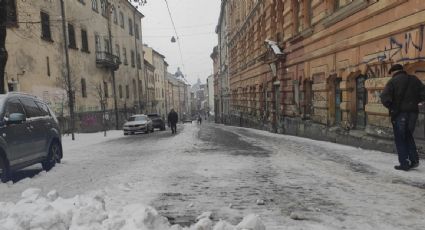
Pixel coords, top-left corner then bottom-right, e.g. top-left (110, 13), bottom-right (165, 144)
top-left (81, 29), bottom-right (89, 52)
top-left (104, 81), bottom-right (109, 98)
top-left (119, 85), bottom-right (123, 98)
top-left (35, 102), bottom-right (50, 116)
top-left (119, 12), bottom-right (124, 28)
top-left (137, 52), bottom-right (141, 69)
top-left (115, 44), bottom-right (120, 60)
top-left (81, 78), bottom-right (87, 98)
top-left (68, 23), bottom-right (77, 49)
top-left (5, 0), bottom-right (17, 27)
top-left (104, 38), bottom-right (110, 53)
top-left (20, 98), bottom-right (43, 118)
top-left (92, 0), bottom-right (98, 11)
top-left (335, 0), bottom-right (354, 10)
top-left (135, 24), bottom-right (139, 39)
top-left (123, 47), bottom-right (128, 65)
top-left (126, 85), bottom-right (130, 99)
top-left (128, 18), bottom-right (133, 35)
top-left (113, 7), bottom-right (118, 24)
top-left (40, 11), bottom-right (52, 41)
top-left (78, 0), bottom-right (85, 4)
top-left (100, 0), bottom-right (107, 16)
top-left (131, 50), bottom-right (135, 67)
top-left (5, 99), bottom-right (25, 117)
top-left (46, 56), bottom-right (50, 77)
top-left (95, 34), bottom-right (101, 52)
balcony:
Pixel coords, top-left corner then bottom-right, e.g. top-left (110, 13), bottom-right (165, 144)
top-left (96, 51), bottom-right (121, 71)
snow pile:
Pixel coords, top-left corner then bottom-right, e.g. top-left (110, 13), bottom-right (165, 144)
top-left (0, 188), bottom-right (265, 230)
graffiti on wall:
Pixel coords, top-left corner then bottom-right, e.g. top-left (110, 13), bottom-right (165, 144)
top-left (81, 114), bottom-right (98, 127)
top-left (360, 26), bottom-right (425, 78)
top-left (371, 25), bottom-right (425, 63)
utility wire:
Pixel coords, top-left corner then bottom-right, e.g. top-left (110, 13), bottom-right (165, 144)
top-left (163, 0), bottom-right (185, 73)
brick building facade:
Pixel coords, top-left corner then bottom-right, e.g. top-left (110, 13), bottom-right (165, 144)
top-left (215, 0), bottom-right (425, 152)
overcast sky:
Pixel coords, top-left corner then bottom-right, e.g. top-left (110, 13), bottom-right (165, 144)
top-left (138, 0), bottom-right (220, 85)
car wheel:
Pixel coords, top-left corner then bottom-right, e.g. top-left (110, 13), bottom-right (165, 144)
top-left (42, 141), bottom-right (60, 171)
top-left (0, 156), bottom-right (10, 183)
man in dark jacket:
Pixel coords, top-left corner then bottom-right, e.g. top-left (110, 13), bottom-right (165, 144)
top-left (168, 109), bottom-right (178, 134)
top-left (380, 64), bottom-right (424, 171)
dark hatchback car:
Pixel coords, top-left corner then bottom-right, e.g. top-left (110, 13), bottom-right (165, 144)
top-left (147, 114), bottom-right (166, 131)
top-left (0, 93), bottom-right (63, 182)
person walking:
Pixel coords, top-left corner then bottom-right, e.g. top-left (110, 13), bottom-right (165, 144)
top-left (168, 109), bottom-right (178, 134)
top-left (380, 64), bottom-right (425, 171)
top-left (198, 114), bottom-right (202, 125)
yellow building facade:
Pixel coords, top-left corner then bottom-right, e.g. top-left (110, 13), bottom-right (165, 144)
top-left (218, 0), bottom-right (425, 152)
top-left (5, 0), bottom-right (145, 132)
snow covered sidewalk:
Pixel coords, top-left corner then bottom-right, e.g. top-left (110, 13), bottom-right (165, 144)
top-left (0, 188), bottom-right (265, 230)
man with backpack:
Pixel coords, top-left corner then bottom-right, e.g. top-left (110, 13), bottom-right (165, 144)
top-left (380, 64), bottom-right (425, 171)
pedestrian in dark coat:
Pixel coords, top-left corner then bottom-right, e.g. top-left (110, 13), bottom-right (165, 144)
top-left (198, 114), bottom-right (202, 125)
top-left (380, 64), bottom-right (425, 171)
top-left (168, 109), bottom-right (178, 134)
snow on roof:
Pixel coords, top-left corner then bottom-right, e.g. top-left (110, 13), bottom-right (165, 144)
top-left (265, 39), bottom-right (284, 56)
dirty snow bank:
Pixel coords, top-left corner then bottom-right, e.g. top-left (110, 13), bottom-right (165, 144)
top-left (0, 188), bottom-right (265, 230)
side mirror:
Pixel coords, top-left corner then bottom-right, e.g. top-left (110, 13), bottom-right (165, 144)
top-left (7, 113), bottom-right (26, 125)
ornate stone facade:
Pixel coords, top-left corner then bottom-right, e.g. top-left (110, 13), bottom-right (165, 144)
top-left (216, 0), bottom-right (425, 152)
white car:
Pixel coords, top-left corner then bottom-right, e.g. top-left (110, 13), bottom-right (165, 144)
top-left (123, 115), bottom-right (154, 135)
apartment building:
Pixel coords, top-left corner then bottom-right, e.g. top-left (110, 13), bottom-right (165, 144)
top-left (4, 0), bottom-right (145, 132)
top-left (216, 0), bottom-right (425, 152)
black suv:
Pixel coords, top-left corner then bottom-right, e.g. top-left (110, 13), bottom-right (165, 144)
top-left (0, 93), bottom-right (63, 182)
top-left (147, 114), bottom-right (166, 131)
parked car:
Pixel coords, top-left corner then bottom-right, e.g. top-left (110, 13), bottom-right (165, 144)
top-left (123, 115), bottom-right (154, 135)
top-left (0, 92), bottom-right (63, 183)
top-left (147, 114), bottom-right (166, 131)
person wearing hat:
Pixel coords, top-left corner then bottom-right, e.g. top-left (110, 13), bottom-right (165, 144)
top-left (380, 64), bottom-right (425, 171)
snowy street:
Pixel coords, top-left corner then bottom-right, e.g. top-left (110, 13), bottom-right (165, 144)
top-left (1, 122), bottom-right (425, 229)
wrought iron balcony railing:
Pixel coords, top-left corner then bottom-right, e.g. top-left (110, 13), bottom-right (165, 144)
top-left (96, 51), bottom-right (121, 71)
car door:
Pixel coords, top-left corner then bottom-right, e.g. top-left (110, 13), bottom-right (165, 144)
top-left (19, 97), bottom-right (47, 158)
top-left (1, 98), bottom-right (33, 165)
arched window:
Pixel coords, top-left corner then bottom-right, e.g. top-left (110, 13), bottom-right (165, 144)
top-left (92, 0), bottom-right (98, 11)
top-left (100, 0), bottom-right (107, 16)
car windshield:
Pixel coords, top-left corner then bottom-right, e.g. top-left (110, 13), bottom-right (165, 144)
top-left (128, 116), bottom-right (146, 122)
